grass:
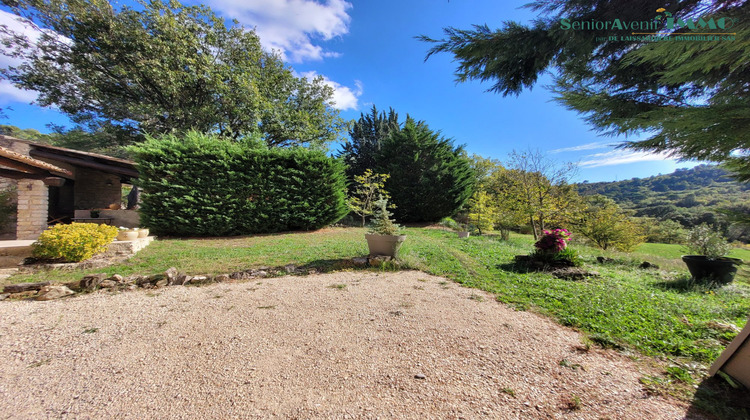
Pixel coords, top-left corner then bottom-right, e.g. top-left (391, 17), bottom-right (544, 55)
top-left (5, 226), bottom-right (750, 416)
top-left (7, 227), bottom-right (749, 365)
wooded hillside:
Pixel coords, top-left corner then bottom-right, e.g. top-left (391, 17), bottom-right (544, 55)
top-left (577, 165), bottom-right (750, 241)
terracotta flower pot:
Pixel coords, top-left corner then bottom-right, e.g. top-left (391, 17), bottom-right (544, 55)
top-left (117, 230), bottom-right (138, 241)
top-left (365, 234), bottom-right (407, 258)
top-left (682, 255), bottom-right (743, 284)
top-left (137, 228), bottom-right (149, 238)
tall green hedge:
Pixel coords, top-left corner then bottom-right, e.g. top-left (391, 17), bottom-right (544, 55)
top-left (130, 132), bottom-right (348, 236)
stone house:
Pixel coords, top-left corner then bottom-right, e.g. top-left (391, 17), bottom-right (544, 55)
top-left (0, 135), bottom-right (140, 240)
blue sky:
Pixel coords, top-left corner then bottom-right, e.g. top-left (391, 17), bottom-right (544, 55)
top-left (0, 0), bottom-right (702, 183)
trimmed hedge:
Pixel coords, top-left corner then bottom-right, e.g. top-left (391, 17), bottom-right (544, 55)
top-left (130, 132), bottom-right (348, 236)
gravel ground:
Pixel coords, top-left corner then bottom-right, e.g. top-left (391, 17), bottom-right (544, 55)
top-left (0, 271), bottom-right (697, 419)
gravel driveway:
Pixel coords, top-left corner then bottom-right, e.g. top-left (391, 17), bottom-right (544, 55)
top-left (0, 271), bottom-right (696, 419)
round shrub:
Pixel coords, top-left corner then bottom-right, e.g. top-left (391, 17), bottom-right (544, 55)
top-left (33, 223), bottom-right (119, 262)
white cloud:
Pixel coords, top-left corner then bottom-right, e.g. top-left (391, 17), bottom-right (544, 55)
top-left (0, 79), bottom-right (37, 104)
top-left (0, 9), bottom-right (40, 68)
top-left (578, 149), bottom-right (672, 168)
top-left (300, 71), bottom-right (362, 111)
top-left (208, 0), bottom-right (352, 62)
top-left (549, 141), bottom-right (613, 154)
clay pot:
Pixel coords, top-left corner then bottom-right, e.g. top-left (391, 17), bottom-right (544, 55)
top-left (365, 234), bottom-right (407, 258)
top-left (117, 230), bottom-right (138, 241)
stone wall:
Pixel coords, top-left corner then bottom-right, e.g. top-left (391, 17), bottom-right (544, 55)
top-left (16, 180), bottom-right (48, 240)
top-left (73, 209), bottom-right (140, 228)
top-left (73, 168), bottom-right (122, 209)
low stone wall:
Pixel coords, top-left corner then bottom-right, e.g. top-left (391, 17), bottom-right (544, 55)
top-left (73, 209), bottom-right (141, 228)
top-left (102, 236), bottom-right (154, 258)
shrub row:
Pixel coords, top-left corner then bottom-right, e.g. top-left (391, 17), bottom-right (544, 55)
top-left (130, 132), bottom-right (348, 236)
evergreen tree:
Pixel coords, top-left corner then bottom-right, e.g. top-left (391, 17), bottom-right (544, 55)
top-left (420, 1), bottom-right (750, 179)
top-left (376, 117), bottom-right (475, 222)
top-left (339, 105), bottom-right (400, 180)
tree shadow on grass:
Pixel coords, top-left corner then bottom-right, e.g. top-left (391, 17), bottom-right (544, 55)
top-left (685, 376), bottom-right (749, 419)
top-left (653, 275), bottom-right (727, 294)
top-left (290, 257), bottom-right (403, 274)
top-left (289, 258), bottom-right (363, 274)
top-left (496, 261), bottom-right (534, 274)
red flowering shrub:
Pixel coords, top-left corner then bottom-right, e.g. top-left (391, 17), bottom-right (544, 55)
top-left (534, 229), bottom-right (571, 253)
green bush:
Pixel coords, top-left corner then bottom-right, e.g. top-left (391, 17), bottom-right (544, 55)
top-left (376, 117), bottom-right (475, 222)
top-left (438, 217), bottom-right (460, 230)
top-left (531, 248), bottom-right (583, 267)
top-left (33, 223), bottom-right (119, 262)
top-left (130, 132), bottom-right (349, 236)
top-left (685, 224), bottom-right (731, 258)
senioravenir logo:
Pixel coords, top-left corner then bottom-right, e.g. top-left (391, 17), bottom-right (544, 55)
top-left (560, 7), bottom-right (737, 42)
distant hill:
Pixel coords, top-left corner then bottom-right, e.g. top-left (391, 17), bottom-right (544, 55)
top-left (576, 165), bottom-right (750, 240)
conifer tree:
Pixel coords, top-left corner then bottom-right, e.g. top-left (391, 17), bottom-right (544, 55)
top-left (376, 117), bottom-right (475, 222)
top-left (339, 106), bottom-right (400, 180)
top-left (420, 1), bottom-right (750, 179)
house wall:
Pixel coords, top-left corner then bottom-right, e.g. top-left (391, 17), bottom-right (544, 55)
top-left (73, 168), bottom-right (122, 210)
top-left (0, 139), bottom-right (37, 240)
top-left (73, 209), bottom-right (140, 228)
top-left (16, 179), bottom-right (48, 240)
top-left (0, 136), bottom-right (134, 240)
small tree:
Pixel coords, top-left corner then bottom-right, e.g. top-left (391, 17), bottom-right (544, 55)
top-left (642, 219), bottom-right (687, 244)
top-left (576, 196), bottom-right (645, 252)
top-left (503, 150), bottom-right (579, 239)
top-left (347, 169), bottom-right (391, 227)
top-left (467, 190), bottom-right (496, 235)
top-left (369, 197), bottom-right (402, 236)
top-left (685, 224), bottom-right (732, 259)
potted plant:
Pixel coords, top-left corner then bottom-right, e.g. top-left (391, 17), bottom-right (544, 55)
top-left (682, 225), bottom-right (743, 284)
top-left (90, 209), bottom-right (100, 218)
top-left (365, 197), bottom-right (406, 258)
top-left (457, 223), bottom-right (470, 238)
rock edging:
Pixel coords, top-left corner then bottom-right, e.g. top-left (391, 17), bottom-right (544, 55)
top-left (2, 257), bottom-right (394, 301)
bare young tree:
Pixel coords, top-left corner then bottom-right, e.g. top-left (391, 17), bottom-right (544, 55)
top-left (503, 149), bottom-right (579, 239)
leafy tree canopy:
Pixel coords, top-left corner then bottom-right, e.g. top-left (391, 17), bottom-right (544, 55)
top-left (420, 1), bottom-right (750, 179)
top-left (0, 124), bottom-right (53, 143)
top-left (0, 0), bottom-right (344, 149)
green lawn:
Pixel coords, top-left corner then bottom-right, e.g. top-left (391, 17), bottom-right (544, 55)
top-left (8, 227), bottom-right (750, 366)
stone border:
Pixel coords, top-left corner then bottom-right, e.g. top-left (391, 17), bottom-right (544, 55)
top-left (17, 237), bottom-right (155, 272)
top-left (1, 256), bottom-right (396, 301)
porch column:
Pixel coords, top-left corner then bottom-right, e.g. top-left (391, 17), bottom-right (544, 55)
top-left (16, 179), bottom-right (48, 240)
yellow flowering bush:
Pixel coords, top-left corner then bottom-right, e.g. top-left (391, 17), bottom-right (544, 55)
top-left (33, 223), bottom-right (119, 262)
